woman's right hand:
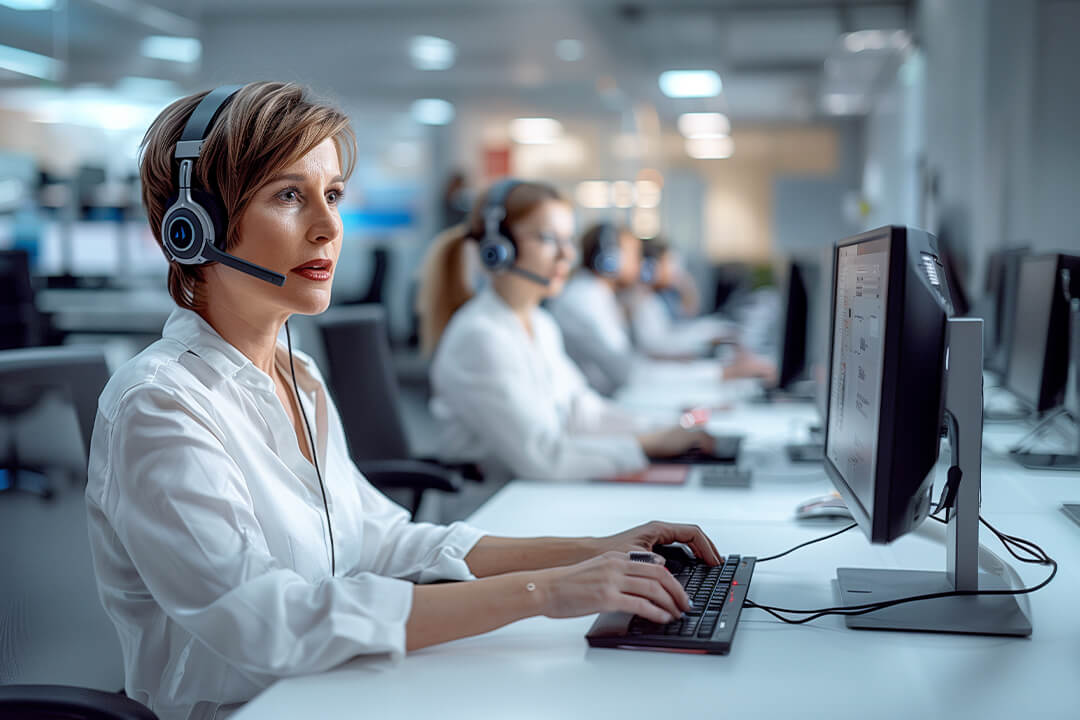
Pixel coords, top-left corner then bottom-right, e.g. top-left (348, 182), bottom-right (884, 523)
top-left (532, 551), bottom-right (691, 624)
top-left (636, 425), bottom-right (713, 458)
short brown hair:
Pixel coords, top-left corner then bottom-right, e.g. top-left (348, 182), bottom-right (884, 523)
top-left (139, 82), bottom-right (356, 310)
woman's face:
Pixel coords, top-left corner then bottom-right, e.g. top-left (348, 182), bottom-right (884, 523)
top-left (508, 199), bottom-right (577, 299)
top-left (616, 231), bottom-right (643, 286)
top-left (211, 138), bottom-right (345, 317)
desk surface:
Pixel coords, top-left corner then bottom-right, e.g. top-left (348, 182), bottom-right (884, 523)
top-left (234, 402), bottom-right (1079, 720)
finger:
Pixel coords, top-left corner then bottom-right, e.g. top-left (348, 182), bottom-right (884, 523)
top-left (620, 576), bottom-right (683, 618)
top-left (619, 593), bottom-right (675, 625)
top-left (624, 560), bottom-right (692, 611)
top-left (662, 523), bottom-right (723, 566)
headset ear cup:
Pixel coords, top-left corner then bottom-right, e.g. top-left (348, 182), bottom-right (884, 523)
top-left (190, 188), bottom-right (228, 250)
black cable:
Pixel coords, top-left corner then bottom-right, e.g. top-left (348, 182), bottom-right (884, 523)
top-left (756, 522), bottom-right (858, 563)
top-left (744, 514), bottom-right (1056, 625)
top-left (285, 322), bottom-right (336, 576)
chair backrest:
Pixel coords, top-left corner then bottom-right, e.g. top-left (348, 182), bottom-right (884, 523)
top-left (356, 246), bottom-right (389, 305)
top-left (313, 305), bottom-right (412, 460)
top-left (0, 684), bottom-right (158, 720)
top-left (0, 249), bottom-right (42, 349)
top-left (0, 345), bottom-right (110, 466)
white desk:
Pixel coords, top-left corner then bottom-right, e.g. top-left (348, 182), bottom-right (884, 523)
top-left (233, 399), bottom-right (1079, 720)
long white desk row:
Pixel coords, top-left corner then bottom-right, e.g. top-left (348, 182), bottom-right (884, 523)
top-left (234, 393), bottom-right (1079, 719)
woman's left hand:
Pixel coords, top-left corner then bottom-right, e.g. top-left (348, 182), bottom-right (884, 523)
top-left (595, 521), bottom-right (723, 566)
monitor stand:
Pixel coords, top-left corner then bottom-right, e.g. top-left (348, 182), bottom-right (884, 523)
top-left (837, 318), bottom-right (1032, 636)
top-left (1011, 288), bottom-right (1080, 470)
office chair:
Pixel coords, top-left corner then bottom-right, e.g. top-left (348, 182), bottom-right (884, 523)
top-left (0, 685), bottom-right (157, 720)
top-left (349, 246), bottom-right (389, 306)
top-left (301, 305), bottom-right (480, 516)
top-left (0, 249), bottom-right (45, 350)
top-left (0, 346), bottom-right (109, 499)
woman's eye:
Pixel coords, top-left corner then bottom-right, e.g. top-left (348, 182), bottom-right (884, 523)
top-left (277, 188), bottom-right (300, 203)
top-left (327, 189), bottom-right (344, 204)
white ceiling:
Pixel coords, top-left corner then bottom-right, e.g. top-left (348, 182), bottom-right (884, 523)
top-left (0, 0), bottom-right (913, 125)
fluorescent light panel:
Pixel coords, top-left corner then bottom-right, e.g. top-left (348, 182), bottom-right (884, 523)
top-left (508, 117), bottom-right (562, 144)
top-left (659, 70), bottom-right (722, 98)
top-left (0, 43), bottom-right (61, 80)
top-left (677, 112), bottom-right (730, 138)
top-left (0, 0), bottom-right (55, 9)
top-left (140, 35), bottom-right (201, 63)
top-left (685, 136), bottom-right (734, 159)
top-left (410, 35), bottom-right (456, 71)
top-left (411, 98), bottom-right (455, 125)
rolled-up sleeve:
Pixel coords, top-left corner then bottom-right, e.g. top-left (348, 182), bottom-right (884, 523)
top-left (98, 385), bottom-right (415, 676)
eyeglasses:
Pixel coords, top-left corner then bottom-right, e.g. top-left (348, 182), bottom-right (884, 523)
top-left (521, 230), bottom-right (576, 251)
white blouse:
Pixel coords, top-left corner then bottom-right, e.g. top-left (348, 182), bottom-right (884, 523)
top-left (547, 272), bottom-right (635, 396)
top-left (624, 286), bottom-right (737, 358)
top-left (428, 288), bottom-right (651, 482)
top-left (85, 308), bottom-right (485, 720)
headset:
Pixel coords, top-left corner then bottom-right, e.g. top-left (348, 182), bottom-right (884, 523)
top-left (588, 222), bottom-right (621, 278)
top-left (475, 178), bottom-right (551, 287)
top-left (160, 85), bottom-right (286, 287)
top-left (161, 85), bottom-right (336, 574)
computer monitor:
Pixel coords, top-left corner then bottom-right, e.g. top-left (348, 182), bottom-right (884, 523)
top-left (824, 226), bottom-right (1030, 636)
top-left (776, 261), bottom-right (811, 391)
top-left (1004, 253), bottom-right (1080, 413)
top-left (982, 247), bottom-right (1028, 376)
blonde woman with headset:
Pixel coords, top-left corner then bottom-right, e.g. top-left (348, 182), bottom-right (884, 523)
top-left (86, 85), bottom-right (721, 720)
top-left (418, 180), bottom-right (714, 484)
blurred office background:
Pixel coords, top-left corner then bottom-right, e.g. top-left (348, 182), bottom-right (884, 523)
top-left (1, 0), bottom-right (1078, 695)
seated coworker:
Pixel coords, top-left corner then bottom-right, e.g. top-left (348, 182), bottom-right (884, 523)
top-left (547, 222), bottom-right (641, 395)
top-left (418, 181), bottom-right (714, 482)
top-left (86, 83), bottom-right (721, 720)
top-left (627, 239), bottom-right (777, 381)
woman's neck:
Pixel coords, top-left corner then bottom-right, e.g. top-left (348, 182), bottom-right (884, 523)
top-left (198, 301), bottom-right (288, 378)
top-left (492, 277), bottom-right (541, 336)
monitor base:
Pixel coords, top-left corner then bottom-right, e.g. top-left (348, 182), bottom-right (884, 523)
top-left (836, 568), bottom-right (1031, 636)
top-left (785, 442), bottom-right (824, 463)
top-left (1011, 450), bottom-right (1080, 470)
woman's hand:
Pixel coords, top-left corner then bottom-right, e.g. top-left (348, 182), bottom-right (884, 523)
top-left (596, 520), bottom-right (723, 566)
top-left (532, 551), bottom-right (692, 624)
top-left (723, 349), bottom-right (778, 385)
top-left (636, 426), bottom-right (713, 458)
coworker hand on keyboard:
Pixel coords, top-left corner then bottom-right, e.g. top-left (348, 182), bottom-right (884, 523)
top-left (636, 426), bottom-right (713, 458)
top-left (722, 348), bottom-right (778, 386)
top-left (596, 520), bottom-right (723, 567)
top-left (533, 551), bottom-right (692, 625)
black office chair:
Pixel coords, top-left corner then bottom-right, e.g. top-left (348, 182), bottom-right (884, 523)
top-left (350, 246), bottom-right (389, 306)
top-left (308, 305), bottom-right (480, 517)
top-left (0, 685), bottom-right (157, 720)
top-left (0, 249), bottom-right (45, 350)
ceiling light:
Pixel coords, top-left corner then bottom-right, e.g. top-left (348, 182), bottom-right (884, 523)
top-left (611, 181), bottom-right (634, 209)
top-left (842, 30), bottom-right (893, 53)
top-left (555, 38), bottom-right (584, 62)
top-left (576, 181), bottom-right (610, 209)
top-left (411, 98), bottom-right (455, 125)
top-left (677, 112), bottom-right (730, 138)
top-left (509, 117), bottom-right (562, 145)
top-left (0, 43), bottom-right (61, 80)
top-left (635, 180), bottom-right (661, 209)
top-left (659, 70), bottom-right (722, 98)
top-left (685, 136), bottom-right (734, 160)
top-left (0, 0), bottom-right (55, 9)
top-left (822, 93), bottom-right (864, 115)
top-left (409, 35), bottom-right (456, 71)
top-left (140, 36), bottom-right (201, 63)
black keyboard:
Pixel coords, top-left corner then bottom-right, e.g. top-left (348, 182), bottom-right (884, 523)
top-left (653, 435), bottom-right (743, 465)
top-left (586, 553), bottom-right (756, 654)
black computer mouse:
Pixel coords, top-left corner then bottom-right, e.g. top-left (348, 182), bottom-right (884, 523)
top-left (651, 543), bottom-right (696, 573)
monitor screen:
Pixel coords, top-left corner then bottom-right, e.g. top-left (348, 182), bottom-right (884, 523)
top-left (826, 235), bottom-right (890, 518)
top-left (1006, 255), bottom-right (1057, 409)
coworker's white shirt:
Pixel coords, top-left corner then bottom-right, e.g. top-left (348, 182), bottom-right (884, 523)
top-left (547, 272), bottom-right (635, 395)
top-left (85, 308), bottom-right (485, 720)
top-left (429, 288), bottom-right (650, 481)
top-left (624, 286), bottom-right (736, 358)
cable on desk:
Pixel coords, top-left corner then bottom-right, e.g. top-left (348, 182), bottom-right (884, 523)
top-left (756, 522), bottom-right (858, 563)
top-left (744, 513), bottom-right (1057, 625)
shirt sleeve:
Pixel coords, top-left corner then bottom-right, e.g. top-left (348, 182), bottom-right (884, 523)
top-left (96, 384), bottom-right (417, 677)
top-left (432, 324), bottom-right (647, 481)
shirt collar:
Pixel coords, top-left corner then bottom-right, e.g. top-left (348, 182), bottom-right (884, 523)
top-left (161, 307), bottom-right (318, 393)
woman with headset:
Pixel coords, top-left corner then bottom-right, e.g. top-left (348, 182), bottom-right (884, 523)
top-left (418, 181), bottom-right (716, 485)
top-left (86, 83), bottom-right (721, 720)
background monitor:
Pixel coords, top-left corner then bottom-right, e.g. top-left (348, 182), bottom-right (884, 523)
top-left (1005, 253), bottom-right (1080, 412)
top-left (982, 247), bottom-right (1028, 376)
top-left (824, 226), bottom-right (954, 544)
top-left (777, 261), bottom-right (810, 390)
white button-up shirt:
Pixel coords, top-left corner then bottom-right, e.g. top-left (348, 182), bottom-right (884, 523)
top-left (85, 308), bottom-right (485, 720)
top-left (429, 288), bottom-right (652, 482)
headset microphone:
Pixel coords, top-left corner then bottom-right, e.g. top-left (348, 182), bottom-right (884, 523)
top-left (508, 266), bottom-right (552, 287)
top-left (160, 85), bottom-right (287, 287)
